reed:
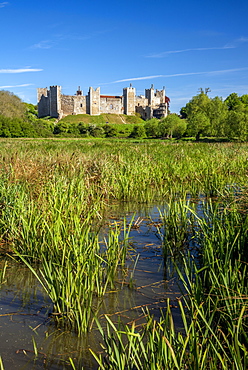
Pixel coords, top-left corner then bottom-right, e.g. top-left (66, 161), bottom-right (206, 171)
top-left (0, 261), bottom-right (7, 284)
top-left (0, 357), bottom-right (4, 370)
top-left (1, 140), bottom-right (248, 206)
top-left (15, 216), bottom-right (133, 334)
top-left (91, 197), bottom-right (248, 369)
top-left (90, 301), bottom-right (247, 369)
top-left (0, 139), bottom-right (248, 356)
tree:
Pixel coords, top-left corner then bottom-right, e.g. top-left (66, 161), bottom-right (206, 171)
top-left (144, 118), bottom-right (159, 137)
top-left (0, 90), bottom-right (25, 118)
top-left (224, 111), bottom-right (248, 140)
top-left (180, 106), bottom-right (187, 119)
top-left (240, 95), bottom-right (248, 113)
top-left (208, 97), bottom-right (228, 137)
top-left (184, 91), bottom-right (211, 117)
top-left (224, 93), bottom-right (243, 112)
top-left (159, 114), bottom-right (185, 138)
top-left (182, 92), bottom-right (212, 140)
top-left (172, 120), bottom-right (187, 139)
top-left (187, 112), bottom-right (210, 141)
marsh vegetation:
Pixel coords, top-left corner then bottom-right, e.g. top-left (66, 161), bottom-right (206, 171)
top-left (0, 138), bottom-right (247, 369)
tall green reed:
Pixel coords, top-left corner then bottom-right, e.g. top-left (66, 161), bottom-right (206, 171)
top-left (15, 215), bottom-right (133, 334)
top-left (91, 197), bottom-right (248, 369)
top-left (90, 299), bottom-right (247, 370)
top-left (1, 139), bottom-right (248, 345)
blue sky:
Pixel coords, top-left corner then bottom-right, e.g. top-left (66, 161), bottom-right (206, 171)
top-left (0, 0), bottom-right (248, 113)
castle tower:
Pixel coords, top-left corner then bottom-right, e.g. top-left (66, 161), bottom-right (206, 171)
top-left (87, 87), bottom-right (100, 115)
top-left (123, 84), bottom-right (136, 115)
top-left (155, 87), bottom-right (166, 104)
top-left (37, 88), bottom-right (49, 118)
top-left (145, 84), bottom-right (155, 106)
top-left (49, 86), bottom-right (62, 118)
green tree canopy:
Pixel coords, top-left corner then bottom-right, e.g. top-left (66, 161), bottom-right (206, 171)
top-left (144, 118), bottom-right (159, 137)
top-left (160, 114), bottom-right (185, 138)
top-left (184, 92), bottom-right (211, 118)
top-left (224, 93), bottom-right (243, 111)
top-left (187, 112), bottom-right (210, 141)
top-left (0, 90), bottom-right (26, 118)
top-left (224, 111), bottom-right (248, 141)
top-left (208, 97), bottom-right (228, 137)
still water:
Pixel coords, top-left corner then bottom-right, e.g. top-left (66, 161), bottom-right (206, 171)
top-left (0, 203), bottom-right (183, 369)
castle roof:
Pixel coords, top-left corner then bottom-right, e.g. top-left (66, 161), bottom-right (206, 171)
top-left (100, 95), bottom-right (122, 99)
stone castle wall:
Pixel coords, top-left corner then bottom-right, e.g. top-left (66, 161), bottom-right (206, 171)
top-left (74, 95), bottom-right (87, 115)
top-left (37, 85), bottom-right (168, 120)
top-left (99, 96), bottom-right (123, 114)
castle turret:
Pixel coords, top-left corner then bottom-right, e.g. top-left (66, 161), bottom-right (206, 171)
top-left (155, 87), bottom-right (166, 104)
top-left (123, 84), bottom-right (136, 115)
top-left (37, 88), bottom-right (49, 118)
top-left (87, 87), bottom-right (100, 115)
top-left (49, 86), bottom-right (62, 118)
top-left (145, 84), bottom-right (155, 106)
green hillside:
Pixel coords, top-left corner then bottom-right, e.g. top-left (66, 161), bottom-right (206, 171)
top-left (59, 113), bottom-right (144, 125)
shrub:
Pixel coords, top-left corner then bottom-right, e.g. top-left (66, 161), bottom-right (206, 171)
top-left (103, 124), bottom-right (118, 137)
top-left (129, 124), bottom-right (146, 138)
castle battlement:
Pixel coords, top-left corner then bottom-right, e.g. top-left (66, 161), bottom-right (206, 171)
top-left (37, 84), bottom-right (169, 120)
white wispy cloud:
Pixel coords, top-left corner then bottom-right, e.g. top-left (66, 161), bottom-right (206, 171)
top-left (146, 37), bottom-right (248, 58)
top-left (146, 45), bottom-right (234, 58)
top-left (31, 30), bottom-right (109, 50)
top-left (32, 40), bottom-right (55, 49)
top-left (0, 2), bottom-right (8, 8)
top-left (114, 75), bottom-right (164, 83)
top-left (0, 68), bottom-right (43, 73)
top-left (31, 33), bottom-right (91, 50)
top-left (225, 37), bottom-right (248, 48)
top-left (107, 67), bottom-right (248, 84)
top-left (0, 83), bottom-right (33, 88)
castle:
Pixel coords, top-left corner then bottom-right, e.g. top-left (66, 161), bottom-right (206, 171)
top-left (37, 84), bottom-right (170, 120)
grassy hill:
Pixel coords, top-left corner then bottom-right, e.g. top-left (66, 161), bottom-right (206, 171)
top-left (55, 113), bottom-right (146, 137)
top-left (59, 113), bottom-right (144, 125)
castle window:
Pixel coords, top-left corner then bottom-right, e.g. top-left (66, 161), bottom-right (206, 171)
top-left (110, 104), bottom-right (113, 109)
top-left (80, 104), bottom-right (83, 107)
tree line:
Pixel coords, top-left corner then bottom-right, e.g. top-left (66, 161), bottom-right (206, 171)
top-left (180, 91), bottom-right (248, 140)
top-left (131, 91), bottom-right (248, 140)
top-left (0, 89), bottom-right (248, 140)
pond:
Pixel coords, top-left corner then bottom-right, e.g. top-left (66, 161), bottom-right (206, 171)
top-left (0, 202), bottom-right (184, 369)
